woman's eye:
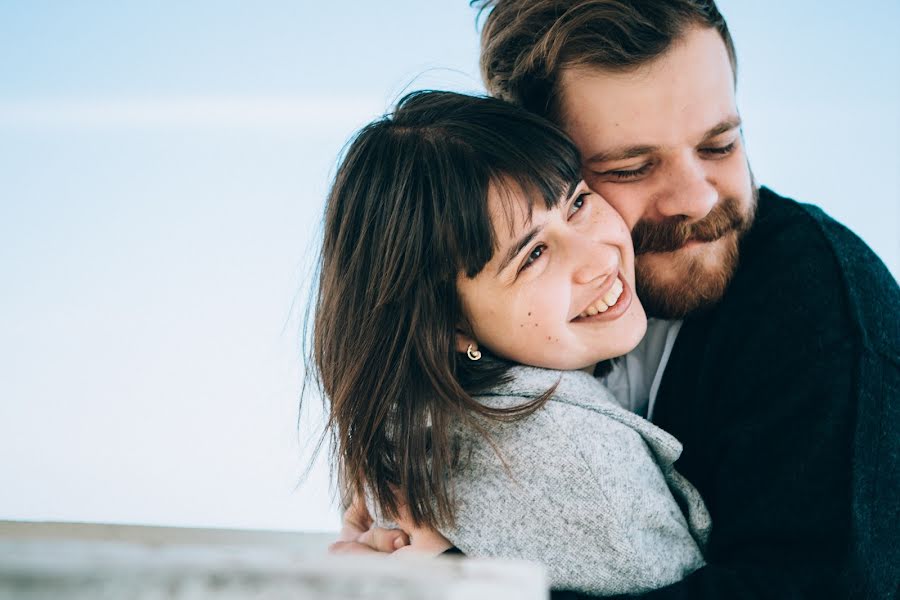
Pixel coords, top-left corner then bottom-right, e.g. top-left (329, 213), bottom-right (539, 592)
top-left (520, 244), bottom-right (545, 272)
top-left (568, 193), bottom-right (587, 218)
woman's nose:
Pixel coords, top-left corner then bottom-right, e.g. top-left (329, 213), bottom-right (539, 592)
top-left (572, 244), bottom-right (618, 285)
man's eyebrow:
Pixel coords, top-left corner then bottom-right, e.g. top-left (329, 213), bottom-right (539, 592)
top-left (584, 117), bottom-right (743, 165)
top-left (497, 225), bottom-right (542, 274)
top-left (584, 145), bottom-right (658, 165)
top-left (701, 117), bottom-right (742, 141)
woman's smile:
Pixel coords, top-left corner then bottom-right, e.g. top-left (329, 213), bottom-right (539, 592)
top-left (573, 273), bottom-right (633, 321)
top-left (457, 181), bottom-right (647, 371)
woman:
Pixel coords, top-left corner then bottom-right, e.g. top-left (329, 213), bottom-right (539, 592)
top-left (311, 90), bottom-right (709, 594)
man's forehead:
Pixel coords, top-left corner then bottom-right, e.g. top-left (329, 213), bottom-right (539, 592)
top-left (557, 26), bottom-right (737, 155)
top-left (558, 25), bottom-right (734, 92)
top-left (562, 88), bottom-right (740, 162)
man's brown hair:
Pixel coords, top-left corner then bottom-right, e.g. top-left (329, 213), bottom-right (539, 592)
top-left (473, 0), bottom-right (736, 119)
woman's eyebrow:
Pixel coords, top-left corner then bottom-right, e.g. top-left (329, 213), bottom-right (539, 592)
top-left (497, 225), bottom-right (542, 274)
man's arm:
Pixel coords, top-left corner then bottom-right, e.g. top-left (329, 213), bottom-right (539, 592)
top-left (568, 199), bottom-right (900, 599)
top-left (552, 338), bottom-right (898, 599)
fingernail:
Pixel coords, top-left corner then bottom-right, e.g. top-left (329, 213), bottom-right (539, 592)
top-left (394, 537), bottom-right (407, 549)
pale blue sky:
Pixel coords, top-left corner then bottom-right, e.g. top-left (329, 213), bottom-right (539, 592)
top-left (1, 1), bottom-right (897, 532)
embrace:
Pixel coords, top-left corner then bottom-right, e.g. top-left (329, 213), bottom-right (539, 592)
top-left (309, 2), bottom-right (899, 599)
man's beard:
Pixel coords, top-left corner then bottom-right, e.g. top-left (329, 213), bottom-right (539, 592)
top-left (632, 189), bottom-right (758, 318)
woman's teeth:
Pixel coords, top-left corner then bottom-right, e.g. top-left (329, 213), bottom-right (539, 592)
top-left (579, 278), bottom-right (624, 318)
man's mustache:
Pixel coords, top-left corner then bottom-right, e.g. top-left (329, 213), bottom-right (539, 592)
top-left (631, 196), bottom-right (749, 255)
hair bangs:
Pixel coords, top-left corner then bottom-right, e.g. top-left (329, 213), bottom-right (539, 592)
top-left (389, 91), bottom-right (582, 280)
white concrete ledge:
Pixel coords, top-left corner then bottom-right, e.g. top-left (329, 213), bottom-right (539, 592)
top-left (0, 521), bottom-right (335, 554)
top-left (0, 521), bottom-right (547, 599)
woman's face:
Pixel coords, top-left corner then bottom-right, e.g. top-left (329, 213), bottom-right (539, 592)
top-left (456, 181), bottom-right (647, 371)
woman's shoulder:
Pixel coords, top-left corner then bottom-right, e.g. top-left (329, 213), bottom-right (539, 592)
top-left (472, 364), bottom-right (683, 464)
top-left (477, 365), bottom-right (617, 406)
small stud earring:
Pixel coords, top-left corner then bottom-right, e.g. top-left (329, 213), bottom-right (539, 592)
top-left (466, 344), bottom-right (482, 361)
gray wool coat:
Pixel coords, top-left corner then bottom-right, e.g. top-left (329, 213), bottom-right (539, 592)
top-left (434, 365), bottom-right (710, 595)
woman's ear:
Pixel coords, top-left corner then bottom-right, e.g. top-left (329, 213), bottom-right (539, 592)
top-left (454, 329), bottom-right (477, 355)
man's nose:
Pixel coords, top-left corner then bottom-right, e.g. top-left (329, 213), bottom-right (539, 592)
top-left (655, 155), bottom-right (717, 221)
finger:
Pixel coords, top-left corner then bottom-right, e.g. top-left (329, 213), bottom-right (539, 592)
top-left (356, 526), bottom-right (410, 552)
top-left (336, 499), bottom-right (373, 542)
top-left (388, 534), bottom-right (452, 558)
top-left (390, 505), bottom-right (451, 554)
top-left (343, 495), bottom-right (373, 531)
top-left (388, 545), bottom-right (416, 557)
top-left (327, 540), bottom-right (384, 555)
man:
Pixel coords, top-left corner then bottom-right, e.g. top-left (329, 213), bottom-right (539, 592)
top-left (333, 2), bottom-right (899, 598)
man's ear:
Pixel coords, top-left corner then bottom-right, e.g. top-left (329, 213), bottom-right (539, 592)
top-left (454, 329), bottom-right (477, 355)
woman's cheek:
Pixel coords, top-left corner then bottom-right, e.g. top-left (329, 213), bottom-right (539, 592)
top-left (528, 295), bottom-right (563, 330)
top-left (593, 187), bottom-right (642, 231)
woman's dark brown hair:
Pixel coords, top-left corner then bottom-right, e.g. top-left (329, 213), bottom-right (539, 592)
top-left (311, 91), bottom-right (581, 529)
top-left (472, 0), bottom-right (737, 120)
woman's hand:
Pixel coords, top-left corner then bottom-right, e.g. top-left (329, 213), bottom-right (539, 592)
top-left (328, 495), bottom-right (410, 555)
top-left (327, 494), bottom-right (452, 557)
top-left (391, 502), bottom-right (453, 557)
top-left (390, 526), bottom-right (453, 557)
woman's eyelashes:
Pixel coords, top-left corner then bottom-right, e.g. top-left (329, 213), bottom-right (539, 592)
top-left (568, 192), bottom-right (588, 217)
top-left (519, 244), bottom-right (545, 273)
top-left (518, 194), bottom-right (588, 275)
